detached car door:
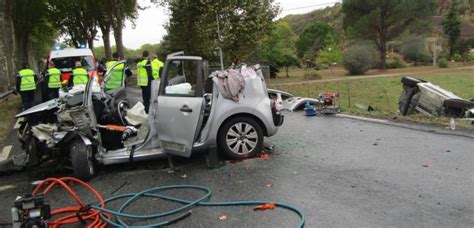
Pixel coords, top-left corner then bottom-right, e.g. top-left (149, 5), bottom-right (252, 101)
top-left (156, 58), bottom-right (205, 157)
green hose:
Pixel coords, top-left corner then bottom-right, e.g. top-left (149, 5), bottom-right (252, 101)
top-left (91, 184), bottom-right (305, 227)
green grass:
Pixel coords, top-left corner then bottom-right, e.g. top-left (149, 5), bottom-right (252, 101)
top-left (271, 72), bottom-right (474, 129)
top-left (0, 96), bottom-right (21, 146)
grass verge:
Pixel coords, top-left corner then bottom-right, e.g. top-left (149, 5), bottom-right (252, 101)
top-left (271, 72), bottom-right (474, 129)
top-left (0, 96), bottom-right (21, 146)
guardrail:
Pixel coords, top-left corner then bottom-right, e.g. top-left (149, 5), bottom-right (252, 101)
top-left (0, 89), bottom-right (15, 103)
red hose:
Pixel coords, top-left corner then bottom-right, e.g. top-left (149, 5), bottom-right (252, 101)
top-left (32, 177), bottom-right (109, 227)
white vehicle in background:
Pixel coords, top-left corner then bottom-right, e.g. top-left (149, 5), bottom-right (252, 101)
top-left (46, 47), bottom-right (99, 82)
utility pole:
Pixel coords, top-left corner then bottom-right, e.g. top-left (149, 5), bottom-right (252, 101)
top-left (216, 14), bottom-right (224, 71)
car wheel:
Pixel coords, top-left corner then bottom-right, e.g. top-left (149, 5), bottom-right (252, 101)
top-left (401, 77), bottom-right (423, 87)
top-left (398, 85), bottom-right (419, 116)
top-left (218, 117), bottom-right (264, 160)
top-left (70, 138), bottom-right (95, 181)
top-left (25, 135), bottom-right (39, 166)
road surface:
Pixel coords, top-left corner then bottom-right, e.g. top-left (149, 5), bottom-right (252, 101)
top-left (0, 112), bottom-right (473, 227)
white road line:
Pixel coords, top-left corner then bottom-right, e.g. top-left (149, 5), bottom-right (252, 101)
top-left (0, 145), bottom-right (12, 161)
top-left (13, 117), bottom-right (23, 129)
top-left (337, 114), bottom-right (389, 123)
top-left (0, 185), bottom-right (16, 192)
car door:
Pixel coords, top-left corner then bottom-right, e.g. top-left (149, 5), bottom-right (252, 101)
top-left (155, 58), bottom-right (205, 157)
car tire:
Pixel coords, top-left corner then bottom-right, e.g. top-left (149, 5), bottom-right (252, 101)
top-left (70, 138), bottom-right (95, 181)
top-left (25, 135), bottom-right (39, 167)
top-left (218, 117), bottom-right (264, 160)
top-left (401, 77), bottom-right (423, 87)
top-left (398, 85), bottom-right (419, 116)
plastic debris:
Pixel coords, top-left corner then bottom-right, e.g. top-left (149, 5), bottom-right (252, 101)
top-left (254, 203), bottom-right (276, 211)
top-left (218, 215), bottom-right (227, 221)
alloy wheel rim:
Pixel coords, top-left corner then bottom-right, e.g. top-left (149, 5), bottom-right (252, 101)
top-left (226, 122), bottom-right (258, 155)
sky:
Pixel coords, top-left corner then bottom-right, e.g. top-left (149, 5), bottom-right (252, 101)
top-left (93, 0), bottom-right (340, 49)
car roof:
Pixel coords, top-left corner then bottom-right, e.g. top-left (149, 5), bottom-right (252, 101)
top-left (167, 56), bottom-right (202, 61)
top-left (49, 48), bottom-right (94, 59)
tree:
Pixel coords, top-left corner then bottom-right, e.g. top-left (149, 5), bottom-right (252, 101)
top-left (442, 0), bottom-right (461, 59)
top-left (86, 0), bottom-right (114, 60)
top-left (400, 36), bottom-right (430, 65)
top-left (0, 0), bottom-right (17, 91)
top-left (109, 0), bottom-right (139, 56)
top-left (317, 45), bottom-right (342, 66)
top-left (342, 0), bottom-right (435, 69)
top-left (13, 0), bottom-right (56, 71)
top-left (296, 21), bottom-right (338, 61)
top-left (48, 0), bottom-right (97, 48)
top-left (426, 36), bottom-right (444, 66)
top-left (165, 0), bottom-right (279, 64)
top-left (279, 52), bottom-right (299, 77)
top-left (343, 44), bottom-right (377, 75)
top-left (255, 21), bottom-right (299, 77)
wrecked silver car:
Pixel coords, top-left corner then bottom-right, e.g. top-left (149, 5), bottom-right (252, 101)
top-left (15, 53), bottom-right (284, 180)
top-left (399, 77), bottom-right (474, 118)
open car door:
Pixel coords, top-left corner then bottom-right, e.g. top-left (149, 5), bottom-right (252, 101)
top-left (155, 57), bottom-right (205, 157)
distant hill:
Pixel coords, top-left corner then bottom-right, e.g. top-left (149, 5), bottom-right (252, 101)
top-left (279, 3), bottom-right (343, 35)
top-left (280, 1), bottom-right (474, 39)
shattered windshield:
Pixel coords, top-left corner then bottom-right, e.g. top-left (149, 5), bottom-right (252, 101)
top-left (51, 56), bottom-right (95, 72)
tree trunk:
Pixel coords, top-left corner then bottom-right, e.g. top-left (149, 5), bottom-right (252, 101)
top-left (286, 66), bottom-right (289, 77)
top-left (102, 27), bottom-right (112, 60)
top-left (87, 38), bottom-right (94, 49)
top-left (113, 19), bottom-right (124, 56)
top-left (0, 0), bottom-right (7, 92)
top-left (3, 0), bottom-right (16, 89)
top-left (379, 38), bottom-right (387, 70)
top-left (16, 35), bottom-right (28, 68)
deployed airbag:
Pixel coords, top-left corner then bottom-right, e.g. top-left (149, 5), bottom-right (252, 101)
top-left (125, 102), bottom-right (148, 126)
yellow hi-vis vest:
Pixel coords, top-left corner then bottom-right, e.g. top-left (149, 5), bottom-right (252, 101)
top-left (151, 58), bottom-right (164, 79)
top-left (47, 68), bottom-right (62, 88)
top-left (19, 69), bottom-right (36, 91)
top-left (137, 59), bottom-right (149, 86)
top-left (72, 68), bottom-right (89, 86)
top-left (105, 61), bottom-right (124, 90)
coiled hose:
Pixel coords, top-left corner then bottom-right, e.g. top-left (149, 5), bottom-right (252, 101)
top-left (91, 184), bottom-right (305, 227)
top-left (30, 178), bottom-right (304, 227)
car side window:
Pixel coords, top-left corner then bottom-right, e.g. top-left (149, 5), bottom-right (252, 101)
top-left (164, 60), bottom-right (200, 97)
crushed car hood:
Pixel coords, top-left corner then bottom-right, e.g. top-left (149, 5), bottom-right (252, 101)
top-left (15, 99), bottom-right (61, 118)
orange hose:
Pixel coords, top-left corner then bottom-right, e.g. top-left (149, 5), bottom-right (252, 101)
top-left (32, 177), bottom-right (109, 227)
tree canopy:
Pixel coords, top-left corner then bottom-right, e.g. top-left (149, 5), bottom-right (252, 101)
top-left (342, 0), bottom-right (435, 69)
top-left (165, 0), bottom-right (279, 64)
top-left (296, 21), bottom-right (338, 61)
top-left (255, 21), bottom-right (299, 76)
top-left (442, 0), bottom-right (461, 59)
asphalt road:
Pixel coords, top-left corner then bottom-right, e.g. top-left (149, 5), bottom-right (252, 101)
top-left (0, 112), bottom-right (473, 227)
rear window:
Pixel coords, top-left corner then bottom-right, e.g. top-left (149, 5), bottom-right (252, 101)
top-left (51, 56), bottom-right (95, 72)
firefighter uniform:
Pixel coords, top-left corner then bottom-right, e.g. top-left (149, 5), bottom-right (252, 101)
top-left (151, 58), bottom-right (164, 79)
top-left (46, 67), bottom-right (61, 99)
top-left (137, 59), bottom-right (153, 113)
top-left (70, 68), bottom-right (89, 86)
top-left (105, 61), bottom-right (125, 90)
top-left (17, 68), bottom-right (37, 110)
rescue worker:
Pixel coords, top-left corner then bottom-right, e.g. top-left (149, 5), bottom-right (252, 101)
top-left (40, 59), bottom-right (49, 102)
top-left (137, 51), bottom-right (154, 113)
top-left (45, 61), bottom-right (61, 99)
top-left (69, 61), bottom-right (89, 87)
top-left (16, 63), bottom-right (37, 110)
top-left (105, 52), bottom-right (125, 90)
top-left (151, 55), bottom-right (164, 79)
